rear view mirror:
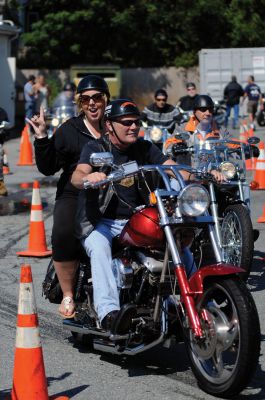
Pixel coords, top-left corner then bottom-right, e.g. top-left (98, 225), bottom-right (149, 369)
top-left (0, 121), bottom-right (11, 129)
top-left (89, 152), bottom-right (114, 167)
top-left (174, 132), bottom-right (190, 141)
top-left (247, 136), bottom-right (260, 145)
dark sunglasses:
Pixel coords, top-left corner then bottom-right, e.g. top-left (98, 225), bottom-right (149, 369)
top-left (156, 98), bottom-right (166, 102)
top-left (113, 119), bottom-right (141, 127)
top-left (187, 87), bottom-right (196, 91)
top-left (80, 93), bottom-right (105, 103)
top-left (197, 107), bottom-right (214, 113)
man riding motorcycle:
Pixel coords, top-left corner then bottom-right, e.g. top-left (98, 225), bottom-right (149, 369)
top-left (71, 99), bottom-right (225, 333)
top-left (184, 94), bottom-right (259, 241)
top-left (141, 89), bottom-right (181, 133)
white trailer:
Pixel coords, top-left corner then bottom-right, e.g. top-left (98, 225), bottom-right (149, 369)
top-left (0, 19), bottom-right (19, 127)
top-left (199, 48), bottom-right (265, 101)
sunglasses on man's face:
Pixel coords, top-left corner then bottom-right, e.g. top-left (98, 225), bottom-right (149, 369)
top-left (187, 87), bottom-right (196, 91)
top-left (113, 119), bottom-right (141, 127)
top-left (156, 98), bottom-right (166, 102)
top-left (80, 93), bottom-right (105, 103)
top-left (197, 107), bottom-right (214, 113)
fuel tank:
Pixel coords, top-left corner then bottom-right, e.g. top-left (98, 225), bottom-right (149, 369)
top-left (119, 207), bottom-right (164, 248)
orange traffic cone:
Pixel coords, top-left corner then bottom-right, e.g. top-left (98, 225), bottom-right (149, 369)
top-left (250, 142), bottom-right (265, 190)
top-left (257, 204), bottom-right (265, 223)
top-left (17, 181), bottom-right (52, 257)
top-left (20, 182), bottom-right (32, 189)
top-left (248, 125), bottom-right (254, 137)
top-left (3, 150), bottom-right (11, 174)
top-left (239, 124), bottom-right (247, 141)
top-left (8, 264), bottom-right (69, 400)
top-left (245, 157), bottom-right (253, 170)
top-left (17, 126), bottom-right (34, 166)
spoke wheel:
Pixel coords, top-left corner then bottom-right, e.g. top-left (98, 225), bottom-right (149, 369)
top-left (185, 277), bottom-right (260, 397)
top-left (221, 204), bottom-right (254, 279)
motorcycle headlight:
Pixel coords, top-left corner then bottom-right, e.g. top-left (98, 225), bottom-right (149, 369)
top-left (150, 127), bottom-right (163, 142)
top-left (220, 161), bottom-right (236, 179)
top-left (178, 184), bottom-right (210, 217)
top-left (51, 118), bottom-right (60, 127)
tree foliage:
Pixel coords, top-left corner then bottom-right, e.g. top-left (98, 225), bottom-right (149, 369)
top-left (15, 0), bottom-right (265, 68)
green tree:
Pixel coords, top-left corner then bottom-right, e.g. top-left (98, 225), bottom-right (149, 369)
top-left (17, 0), bottom-right (263, 68)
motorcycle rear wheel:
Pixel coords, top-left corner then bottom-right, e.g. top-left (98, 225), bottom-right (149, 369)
top-left (185, 277), bottom-right (260, 398)
top-left (221, 204), bottom-right (254, 279)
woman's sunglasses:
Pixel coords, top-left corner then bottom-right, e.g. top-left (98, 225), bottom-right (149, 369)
top-left (113, 119), bottom-right (141, 127)
top-left (80, 93), bottom-right (105, 103)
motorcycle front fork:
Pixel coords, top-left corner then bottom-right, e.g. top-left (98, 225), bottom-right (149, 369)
top-left (156, 194), bottom-right (204, 338)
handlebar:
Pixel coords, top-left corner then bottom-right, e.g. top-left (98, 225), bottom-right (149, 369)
top-left (83, 163), bottom-right (196, 191)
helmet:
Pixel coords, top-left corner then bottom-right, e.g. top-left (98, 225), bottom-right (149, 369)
top-left (104, 99), bottom-right (140, 120)
top-left (193, 95), bottom-right (214, 110)
top-left (76, 74), bottom-right (110, 97)
top-left (63, 82), bottom-right (76, 92)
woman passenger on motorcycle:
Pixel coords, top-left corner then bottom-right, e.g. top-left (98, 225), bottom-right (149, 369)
top-left (27, 75), bottom-right (110, 318)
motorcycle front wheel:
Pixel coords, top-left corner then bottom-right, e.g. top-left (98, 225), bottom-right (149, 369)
top-left (221, 204), bottom-right (254, 279)
top-left (185, 277), bottom-right (260, 398)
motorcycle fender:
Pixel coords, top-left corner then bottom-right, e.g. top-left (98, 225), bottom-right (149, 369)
top-left (188, 263), bottom-right (245, 294)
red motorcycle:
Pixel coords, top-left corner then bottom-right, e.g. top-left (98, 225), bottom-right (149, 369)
top-left (43, 153), bottom-right (260, 398)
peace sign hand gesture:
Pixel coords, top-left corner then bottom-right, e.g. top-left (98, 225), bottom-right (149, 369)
top-left (26, 106), bottom-right (47, 138)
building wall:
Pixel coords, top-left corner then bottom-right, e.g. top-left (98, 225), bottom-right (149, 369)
top-left (17, 66), bottom-right (199, 114)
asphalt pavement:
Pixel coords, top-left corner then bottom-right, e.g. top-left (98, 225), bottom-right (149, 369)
top-left (0, 125), bottom-right (264, 400)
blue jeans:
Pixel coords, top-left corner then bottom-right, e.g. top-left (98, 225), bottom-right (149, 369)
top-left (25, 102), bottom-right (36, 120)
top-left (82, 218), bottom-right (196, 322)
top-left (225, 104), bottom-right (239, 129)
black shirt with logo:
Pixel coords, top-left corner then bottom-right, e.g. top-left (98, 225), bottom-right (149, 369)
top-left (78, 138), bottom-right (168, 219)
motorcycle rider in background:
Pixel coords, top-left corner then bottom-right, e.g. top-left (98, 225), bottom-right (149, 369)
top-left (184, 94), bottom-right (259, 241)
top-left (71, 99), bottom-right (224, 332)
top-left (52, 82), bottom-right (76, 109)
top-left (184, 94), bottom-right (219, 140)
top-left (0, 107), bottom-right (9, 196)
top-left (141, 89), bottom-right (181, 133)
top-left (177, 82), bottom-right (199, 111)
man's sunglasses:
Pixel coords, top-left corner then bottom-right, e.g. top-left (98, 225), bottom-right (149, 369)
top-left (197, 107), bottom-right (214, 113)
top-left (156, 98), bottom-right (166, 102)
top-left (80, 93), bottom-right (105, 103)
top-left (112, 119), bottom-right (141, 127)
top-left (187, 87), bottom-right (196, 91)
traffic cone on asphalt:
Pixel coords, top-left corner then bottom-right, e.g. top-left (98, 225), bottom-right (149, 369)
top-left (250, 141), bottom-right (265, 190)
top-left (8, 264), bottom-right (69, 400)
top-left (248, 125), bottom-right (254, 137)
top-left (245, 157), bottom-right (253, 170)
top-left (17, 181), bottom-right (52, 257)
top-left (3, 150), bottom-right (11, 175)
top-left (257, 204), bottom-right (265, 223)
top-left (20, 182), bottom-right (32, 189)
top-left (17, 126), bottom-right (34, 166)
top-left (239, 124), bottom-right (247, 141)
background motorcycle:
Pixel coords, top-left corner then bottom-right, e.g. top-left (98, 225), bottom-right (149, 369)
top-left (0, 109), bottom-right (11, 175)
top-left (166, 124), bottom-right (260, 278)
top-left (257, 92), bottom-right (265, 127)
top-left (141, 124), bottom-right (171, 153)
top-left (213, 99), bottom-right (226, 128)
top-left (43, 153), bottom-right (260, 398)
top-left (45, 92), bottom-right (76, 137)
